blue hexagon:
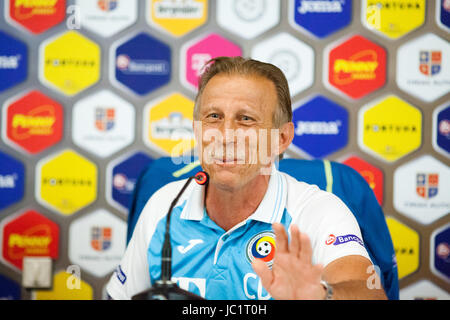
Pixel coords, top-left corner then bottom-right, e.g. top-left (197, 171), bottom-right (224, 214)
top-left (0, 150), bottom-right (25, 210)
top-left (431, 224), bottom-right (449, 282)
top-left (437, 0), bottom-right (450, 31)
top-left (111, 32), bottom-right (171, 96)
top-left (289, 0), bottom-right (352, 38)
top-left (0, 31), bottom-right (28, 93)
top-left (107, 151), bottom-right (153, 213)
top-left (0, 274), bottom-right (21, 300)
top-left (290, 95), bottom-right (349, 158)
top-left (433, 103), bottom-right (449, 158)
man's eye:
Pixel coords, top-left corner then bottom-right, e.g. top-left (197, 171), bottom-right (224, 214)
top-left (208, 113), bottom-right (220, 119)
top-left (241, 115), bottom-right (253, 121)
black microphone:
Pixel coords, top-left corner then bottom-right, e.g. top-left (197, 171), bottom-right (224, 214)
top-left (132, 171), bottom-right (209, 300)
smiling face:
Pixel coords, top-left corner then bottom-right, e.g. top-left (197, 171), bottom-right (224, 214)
top-left (194, 74), bottom-right (293, 191)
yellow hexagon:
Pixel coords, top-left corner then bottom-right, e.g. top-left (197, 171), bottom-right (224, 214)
top-left (363, 0), bottom-right (425, 39)
top-left (359, 95), bottom-right (422, 162)
top-left (386, 217), bottom-right (420, 279)
top-left (144, 93), bottom-right (196, 156)
top-left (40, 31), bottom-right (101, 96)
top-left (34, 270), bottom-right (93, 300)
top-left (36, 149), bottom-right (97, 216)
top-left (147, 0), bottom-right (208, 37)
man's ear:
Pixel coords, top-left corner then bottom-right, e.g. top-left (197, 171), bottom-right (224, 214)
top-left (277, 121), bottom-right (294, 155)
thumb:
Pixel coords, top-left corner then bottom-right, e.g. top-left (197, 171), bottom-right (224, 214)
top-left (252, 259), bottom-right (273, 289)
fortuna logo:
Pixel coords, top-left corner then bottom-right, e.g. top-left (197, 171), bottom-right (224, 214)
top-left (116, 54), bottom-right (169, 75)
top-left (295, 120), bottom-right (341, 136)
top-left (325, 234), bottom-right (364, 247)
top-left (0, 174), bottom-right (17, 188)
top-left (0, 55), bottom-right (21, 69)
top-left (297, 0), bottom-right (344, 14)
top-left (246, 231), bottom-right (276, 267)
top-left (154, 0), bottom-right (203, 19)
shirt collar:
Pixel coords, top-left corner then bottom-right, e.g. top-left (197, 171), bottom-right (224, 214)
top-left (180, 163), bottom-right (287, 224)
top-left (250, 163), bottom-right (287, 224)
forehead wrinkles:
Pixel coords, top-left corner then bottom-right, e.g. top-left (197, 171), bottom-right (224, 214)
top-left (198, 75), bottom-right (277, 119)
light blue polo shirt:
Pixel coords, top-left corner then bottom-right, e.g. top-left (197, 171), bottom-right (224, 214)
top-left (106, 165), bottom-right (370, 300)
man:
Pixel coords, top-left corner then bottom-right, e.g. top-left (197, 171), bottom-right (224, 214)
top-left (106, 57), bottom-right (387, 300)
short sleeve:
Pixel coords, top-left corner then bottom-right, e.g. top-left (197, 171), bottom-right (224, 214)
top-left (105, 180), bottom-right (180, 299)
top-left (293, 191), bottom-right (372, 268)
top-left (105, 204), bottom-right (152, 300)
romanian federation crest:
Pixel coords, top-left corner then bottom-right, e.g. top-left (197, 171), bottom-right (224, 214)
top-left (246, 231), bottom-right (276, 267)
top-left (91, 226), bottom-right (112, 251)
top-left (419, 50), bottom-right (441, 76)
top-left (95, 107), bottom-right (115, 132)
top-left (416, 173), bottom-right (439, 199)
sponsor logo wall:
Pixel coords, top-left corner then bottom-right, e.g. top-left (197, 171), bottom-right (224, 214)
top-left (0, 0), bottom-right (448, 300)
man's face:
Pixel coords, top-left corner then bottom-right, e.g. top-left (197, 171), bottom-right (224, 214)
top-left (194, 74), bottom-right (281, 191)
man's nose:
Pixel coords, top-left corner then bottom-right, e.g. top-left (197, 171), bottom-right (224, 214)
top-left (220, 118), bottom-right (238, 144)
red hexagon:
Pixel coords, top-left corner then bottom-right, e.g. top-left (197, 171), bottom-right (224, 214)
top-left (6, 0), bottom-right (66, 34)
top-left (3, 90), bottom-right (63, 154)
top-left (342, 155), bottom-right (384, 205)
top-left (327, 35), bottom-right (386, 99)
top-left (1, 210), bottom-right (59, 270)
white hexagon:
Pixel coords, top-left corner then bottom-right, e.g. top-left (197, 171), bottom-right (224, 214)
top-left (400, 279), bottom-right (450, 300)
top-left (68, 209), bottom-right (126, 277)
top-left (393, 155), bottom-right (450, 225)
top-left (76, 0), bottom-right (138, 38)
top-left (396, 33), bottom-right (450, 103)
top-left (217, 0), bottom-right (280, 39)
top-left (251, 32), bottom-right (314, 97)
top-left (72, 90), bottom-right (135, 158)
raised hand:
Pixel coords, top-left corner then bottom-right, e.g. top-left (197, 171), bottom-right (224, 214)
top-left (252, 223), bottom-right (325, 300)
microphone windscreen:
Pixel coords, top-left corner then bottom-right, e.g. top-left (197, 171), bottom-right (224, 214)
top-left (194, 171), bottom-right (209, 185)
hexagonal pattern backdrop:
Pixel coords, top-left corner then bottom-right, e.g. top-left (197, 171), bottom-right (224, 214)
top-left (0, 0), bottom-right (448, 300)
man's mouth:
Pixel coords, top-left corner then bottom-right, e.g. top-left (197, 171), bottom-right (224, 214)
top-left (212, 157), bottom-right (244, 165)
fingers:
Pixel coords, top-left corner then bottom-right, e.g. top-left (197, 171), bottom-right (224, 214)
top-left (299, 232), bottom-right (313, 265)
top-left (273, 223), bottom-right (313, 264)
top-left (252, 259), bottom-right (273, 289)
top-left (289, 224), bottom-right (301, 258)
top-left (272, 223), bottom-right (288, 253)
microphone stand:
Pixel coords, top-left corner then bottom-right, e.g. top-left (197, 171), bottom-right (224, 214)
top-left (132, 174), bottom-right (207, 300)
